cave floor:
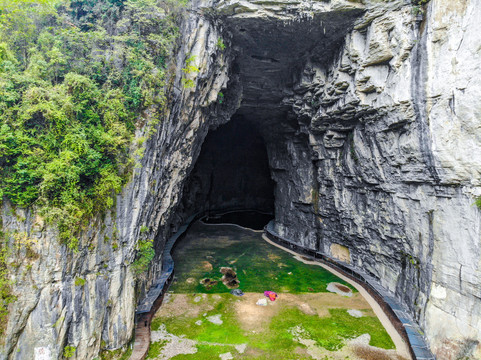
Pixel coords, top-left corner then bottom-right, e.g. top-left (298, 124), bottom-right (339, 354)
top-left (149, 222), bottom-right (406, 360)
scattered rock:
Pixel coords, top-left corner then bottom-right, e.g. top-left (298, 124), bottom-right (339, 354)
top-left (327, 282), bottom-right (353, 297)
top-left (186, 277), bottom-right (196, 284)
top-left (348, 333), bottom-right (371, 346)
top-left (195, 320), bottom-right (202, 326)
top-left (219, 352), bottom-right (233, 360)
top-left (256, 298), bottom-right (268, 306)
top-left (193, 296), bottom-right (202, 303)
top-left (347, 309), bottom-right (363, 318)
top-left (206, 314), bottom-right (223, 325)
top-left (231, 289), bottom-right (244, 296)
top-left (235, 344), bottom-right (247, 354)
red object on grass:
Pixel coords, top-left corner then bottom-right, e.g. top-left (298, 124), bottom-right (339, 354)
top-left (264, 291), bottom-right (278, 301)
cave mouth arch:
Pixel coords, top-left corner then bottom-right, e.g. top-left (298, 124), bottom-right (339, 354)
top-left (181, 114), bottom-right (275, 219)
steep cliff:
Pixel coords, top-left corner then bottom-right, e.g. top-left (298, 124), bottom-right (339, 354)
top-left (1, 0), bottom-right (480, 359)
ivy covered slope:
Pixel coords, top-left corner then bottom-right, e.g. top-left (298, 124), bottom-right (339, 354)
top-left (0, 0), bottom-right (182, 250)
top-left (0, 0), bottom-right (183, 338)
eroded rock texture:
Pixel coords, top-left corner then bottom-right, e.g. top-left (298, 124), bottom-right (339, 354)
top-left (1, 0), bottom-right (481, 359)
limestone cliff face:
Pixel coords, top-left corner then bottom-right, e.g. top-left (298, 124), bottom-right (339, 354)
top-left (1, 0), bottom-right (480, 359)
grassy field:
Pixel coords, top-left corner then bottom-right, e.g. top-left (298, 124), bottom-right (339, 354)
top-left (149, 222), bottom-right (401, 360)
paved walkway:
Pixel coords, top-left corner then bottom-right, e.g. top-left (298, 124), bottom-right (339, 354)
top-left (130, 314), bottom-right (151, 360)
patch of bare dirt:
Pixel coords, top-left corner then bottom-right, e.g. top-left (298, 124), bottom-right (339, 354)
top-left (268, 253), bottom-right (281, 261)
top-left (201, 261), bottom-right (213, 271)
top-left (351, 345), bottom-right (408, 360)
top-left (234, 292), bottom-right (372, 333)
top-left (155, 294), bottom-right (214, 319)
top-left (200, 278), bottom-right (218, 289)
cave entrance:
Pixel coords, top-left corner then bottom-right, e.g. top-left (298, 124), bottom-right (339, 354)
top-left (182, 115), bottom-right (275, 225)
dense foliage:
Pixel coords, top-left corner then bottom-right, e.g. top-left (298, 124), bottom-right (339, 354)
top-left (0, 0), bottom-right (183, 249)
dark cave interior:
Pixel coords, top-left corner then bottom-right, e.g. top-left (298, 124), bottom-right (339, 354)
top-left (181, 115), bottom-right (275, 215)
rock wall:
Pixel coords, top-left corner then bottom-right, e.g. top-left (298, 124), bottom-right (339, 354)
top-left (0, 1), bottom-right (237, 358)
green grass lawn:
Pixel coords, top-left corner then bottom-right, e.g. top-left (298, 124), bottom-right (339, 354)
top-left (171, 222), bottom-right (355, 294)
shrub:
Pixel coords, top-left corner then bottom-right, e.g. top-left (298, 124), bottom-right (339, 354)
top-left (132, 239), bottom-right (155, 276)
top-left (74, 276), bottom-right (86, 287)
top-left (63, 345), bottom-right (76, 358)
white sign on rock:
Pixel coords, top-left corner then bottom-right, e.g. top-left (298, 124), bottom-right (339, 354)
top-left (35, 347), bottom-right (52, 360)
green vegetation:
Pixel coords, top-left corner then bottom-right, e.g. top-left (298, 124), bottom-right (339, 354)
top-left (74, 276), bottom-right (86, 286)
top-left (172, 345), bottom-right (235, 360)
top-left (146, 340), bottom-right (167, 359)
top-left (475, 197), bottom-right (481, 211)
top-left (99, 346), bottom-right (132, 360)
top-left (132, 239), bottom-right (155, 276)
top-left (63, 345), bottom-right (76, 358)
top-left (217, 91), bottom-right (224, 104)
top-left (181, 54), bottom-right (199, 89)
top-left (170, 224), bottom-right (354, 294)
top-left (0, 0), bottom-right (185, 250)
top-left (153, 294), bottom-right (394, 359)
top-left (151, 224), bottom-right (396, 358)
top-left (272, 308), bottom-right (394, 351)
top-left (412, 0), bottom-right (430, 15)
top-left (216, 37), bottom-right (225, 51)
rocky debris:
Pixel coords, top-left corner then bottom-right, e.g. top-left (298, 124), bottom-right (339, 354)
top-left (235, 344), bottom-right (247, 354)
top-left (231, 289), bottom-right (244, 296)
top-left (347, 309), bottom-right (364, 318)
top-left (206, 314), bottom-right (223, 325)
top-left (256, 298), bottom-right (268, 306)
top-left (220, 267), bottom-right (240, 289)
top-left (327, 283), bottom-right (353, 297)
top-left (219, 352), bottom-right (233, 360)
top-left (151, 325), bottom-right (198, 359)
